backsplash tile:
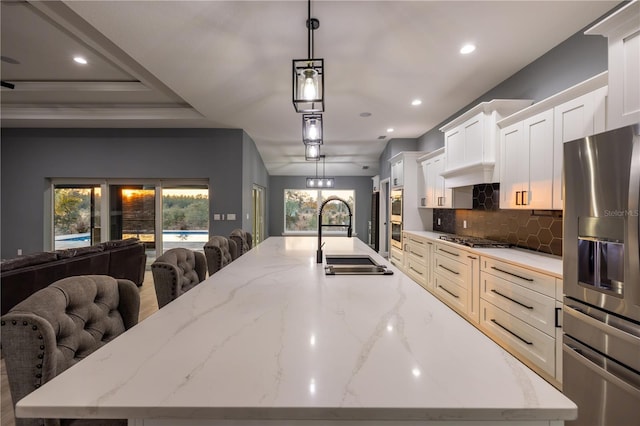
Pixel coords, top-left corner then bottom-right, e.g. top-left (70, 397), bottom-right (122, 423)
top-left (433, 184), bottom-right (563, 256)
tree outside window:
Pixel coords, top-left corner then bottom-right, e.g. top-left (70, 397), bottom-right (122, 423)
top-left (284, 189), bottom-right (355, 233)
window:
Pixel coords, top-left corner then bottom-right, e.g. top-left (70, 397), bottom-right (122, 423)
top-left (284, 189), bottom-right (355, 234)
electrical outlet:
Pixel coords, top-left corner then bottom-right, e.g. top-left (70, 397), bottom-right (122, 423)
top-left (463, 220), bottom-right (468, 229)
top-left (227, 213), bottom-right (236, 220)
top-left (17, 248), bottom-right (22, 255)
top-left (437, 218), bottom-right (441, 226)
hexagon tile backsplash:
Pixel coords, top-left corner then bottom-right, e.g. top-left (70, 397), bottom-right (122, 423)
top-left (433, 184), bottom-right (563, 256)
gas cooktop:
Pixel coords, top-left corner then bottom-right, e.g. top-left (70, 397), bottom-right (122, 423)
top-left (438, 235), bottom-right (511, 248)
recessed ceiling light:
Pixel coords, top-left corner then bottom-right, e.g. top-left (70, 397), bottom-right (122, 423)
top-left (73, 56), bottom-right (88, 65)
top-left (411, 99), bottom-right (422, 106)
top-left (460, 44), bottom-right (476, 55)
top-left (387, 128), bottom-right (394, 133)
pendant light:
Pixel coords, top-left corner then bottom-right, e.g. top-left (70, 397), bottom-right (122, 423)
top-left (302, 113), bottom-right (323, 145)
top-left (292, 0), bottom-right (324, 113)
top-left (305, 144), bottom-right (321, 161)
top-left (306, 155), bottom-right (334, 187)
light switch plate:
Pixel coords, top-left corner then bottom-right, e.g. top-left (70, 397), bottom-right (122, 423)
top-left (227, 213), bottom-right (236, 220)
top-left (214, 214), bottom-right (221, 221)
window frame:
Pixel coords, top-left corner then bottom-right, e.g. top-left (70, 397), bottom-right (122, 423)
top-left (283, 188), bottom-right (355, 235)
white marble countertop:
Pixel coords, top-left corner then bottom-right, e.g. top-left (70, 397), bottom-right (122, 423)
top-left (16, 237), bottom-right (575, 423)
top-left (404, 230), bottom-right (563, 278)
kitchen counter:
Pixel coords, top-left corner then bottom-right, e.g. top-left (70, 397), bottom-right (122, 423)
top-left (405, 230), bottom-right (563, 278)
top-left (16, 237), bottom-right (576, 425)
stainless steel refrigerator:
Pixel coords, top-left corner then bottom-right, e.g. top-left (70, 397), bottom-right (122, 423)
top-left (563, 124), bottom-right (640, 425)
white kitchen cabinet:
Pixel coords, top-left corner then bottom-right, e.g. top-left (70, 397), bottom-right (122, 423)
top-left (498, 73), bottom-right (608, 211)
top-left (586, 0), bottom-right (640, 129)
top-left (404, 233), bottom-right (432, 290)
top-left (439, 99), bottom-right (533, 188)
top-left (390, 157), bottom-right (404, 188)
top-left (500, 109), bottom-right (554, 209)
top-left (433, 243), bottom-right (480, 323)
top-left (389, 246), bottom-right (404, 269)
top-left (552, 86), bottom-right (607, 209)
top-left (418, 149), bottom-right (472, 209)
top-left (479, 256), bottom-right (561, 386)
top-left (372, 175), bottom-right (380, 193)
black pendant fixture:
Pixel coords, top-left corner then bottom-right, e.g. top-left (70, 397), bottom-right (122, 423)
top-left (292, 0), bottom-right (324, 113)
top-left (302, 113), bottom-right (323, 145)
top-left (306, 155), bottom-right (334, 187)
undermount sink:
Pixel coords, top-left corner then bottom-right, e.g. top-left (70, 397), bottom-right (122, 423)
top-left (324, 254), bottom-right (394, 275)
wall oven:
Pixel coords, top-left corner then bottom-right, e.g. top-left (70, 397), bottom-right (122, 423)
top-left (563, 124), bottom-right (640, 426)
top-left (390, 221), bottom-right (402, 249)
top-left (390, 189), bottom-right (402, 223)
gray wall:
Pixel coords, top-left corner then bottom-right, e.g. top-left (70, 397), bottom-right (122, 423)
top-left (268, 175), bottom-right (373, 244)
top-left (415, 26), bottom-right (609, 153)
top-left (0, 128), bottom-right (268, 258)
top-left (242, 131), bottom-right (270, 231)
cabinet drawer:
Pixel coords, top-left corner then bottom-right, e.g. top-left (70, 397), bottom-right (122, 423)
top-left (481, 257), bottom-right (556, 298)
top-left (407, 245), bottom-right (428, 265)
top-left (434, 274), bottom-right (468, 315)
top-left (434, 242), bottom-right (469, 261)
top-left (434, 255), bottom-right (469, 289)
top-left (390, 247), bottom-right (404, 267)
top-left (481, 272), bottom-right (557, 336)
top-left (406, 257), bottom-right (427, 287)
top-left (480, 299), bottom-right (555, 377)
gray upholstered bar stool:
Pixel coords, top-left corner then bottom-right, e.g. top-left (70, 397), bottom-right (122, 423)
top-left (229, 229), bottom-right (252, 257)
top-left (150, 248), bottom-right (207, 308)
top-left (1, 275), bottom-right (139, 426)
top-left (203, 236), bottom-right (235, 276)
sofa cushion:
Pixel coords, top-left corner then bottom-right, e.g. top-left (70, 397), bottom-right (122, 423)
top-left (100, 238), bottom-right (140, 250)
top-left (0, 252), bottom-right (58, 272)
top-left (55, 245), bottom-right (104, 259)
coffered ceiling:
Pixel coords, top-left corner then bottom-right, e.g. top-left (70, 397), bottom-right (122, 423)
top-left (0, 0), bottom-right (619, 175)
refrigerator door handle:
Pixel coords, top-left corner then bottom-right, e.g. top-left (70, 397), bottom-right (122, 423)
top-left (564, 340), bottom-right (640, 397)
top-left (564, 303), bottom-right (640, 345)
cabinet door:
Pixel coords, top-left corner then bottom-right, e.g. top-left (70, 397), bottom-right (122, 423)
top-left (500, 121), bottom-right (526, 209)
top-left (423, 159), bottom-right (437, 208)
top-left (524, 109), bottom-right (554, 209)
top-left (552, 88), bottom-right (605, 209)
top-left (464, 113), bottom-right (484, 165)
top-left (445, 129), bottom-right (464, 170)
top-left (433, 156), bottom-right (448, 207)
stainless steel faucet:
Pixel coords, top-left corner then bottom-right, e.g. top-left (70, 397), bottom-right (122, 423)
top-left (317, 197), bottom-right (353, 263)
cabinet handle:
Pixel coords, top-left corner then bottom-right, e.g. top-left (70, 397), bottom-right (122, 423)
top-left (490, 289), bottom-right (534, 310)
top-left (555, 307), bottom-right (562, 328)
top-left (439, 248), bottom-right (459, 257)
top-left (467, 255), bottom-right (477, 260)
top-left (523, 190), bottom-right (529, 206)
top-left (438, 264), bottom-right (460, 275)
top-left (490, 319), bottom-right (533, 345)
top-left (515, 191), bottom-right (521, 206)
top-left (410, 266), bottom-right (424, 276)
top-left (490, 266), bottom-right (534, 282)
top-left (410, 251), bottom-right (424, 258)
top-left (438, 285), bottom-right (459, 299)
top-left (411, 239), bottom-right (424, 245)
top-left (427, 242), bottom-right (433, 245)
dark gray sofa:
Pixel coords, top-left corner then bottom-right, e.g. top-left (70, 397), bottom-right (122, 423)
top-left (1, 238), bottom-right (146, 315)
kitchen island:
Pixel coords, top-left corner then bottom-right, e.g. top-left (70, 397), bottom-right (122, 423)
top-left (16, 236), bottom-right (576, 426)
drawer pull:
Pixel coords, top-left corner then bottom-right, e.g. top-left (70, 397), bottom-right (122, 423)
top-left (467, 255), bottom-right (477, 260)
top-left (438, 264), bottom-right (460, 275)
top-left (490, 266), bottom-right (534, 282)
top-left (412, 239), bottom-right (424, 245)
top-left (490, 319), bottom-right (533, 345)
top-left (439, 248), bottom-right (459, 257)
top-left (438, 285), bottom-right (459, 299)
top-left (490, 289), bottom-right (534, 310)
top-left (410, 266), bottom-right (424, 276)
top-left (410, 251), bottom-right (424, 258)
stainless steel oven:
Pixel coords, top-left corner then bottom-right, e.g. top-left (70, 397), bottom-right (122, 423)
top-left (390, 221), bottom-right (402, 249)
top-left (391, 189), bottom-right (402, 223)
top-left (563, 124), bottom-right (640, 425)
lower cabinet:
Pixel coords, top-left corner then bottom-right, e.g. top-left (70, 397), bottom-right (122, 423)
top-left (400, 232), bottom-right (563, 389)
top-left (479, 257), bottom-right (562, 386)
top-left (432, 242), bottom-right (480, 324)
top-left (389, 246), bottom-right (404, 269)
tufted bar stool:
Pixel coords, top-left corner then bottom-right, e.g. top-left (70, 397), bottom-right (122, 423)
top-left (203, 236), bottom-right (235, 276)
top-left (229, 229), bottom-right (252, 257)
top-left (1, 275), bottom-right (139, 426)
top-left (151, 248), bottom-right (207, 309)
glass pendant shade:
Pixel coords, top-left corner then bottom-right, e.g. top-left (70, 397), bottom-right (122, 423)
top-left (305, 144), bottom-right (321, 161)
top-left (303, 114), bottom-right (323, 145)
top-left (292, 58), bottom-right (324, 113)
top-left (306, 177), bottom-right (334, 188)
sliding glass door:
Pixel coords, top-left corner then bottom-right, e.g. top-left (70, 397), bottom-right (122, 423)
top-left (51, 180), bottom-right (209, 263)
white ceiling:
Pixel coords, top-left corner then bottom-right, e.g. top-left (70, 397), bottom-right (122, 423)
top-left (0, 0), bottom-right (619, 176)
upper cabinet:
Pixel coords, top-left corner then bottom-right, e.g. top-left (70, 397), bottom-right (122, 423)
top-left (388, 151), bottom-right (427, 230)
top-left (586, 0), bottom-right (640, 129)
top-left (390, 157), bottom-right (404, 188)
top-left (372, 175), bottom-right (380, 193)
top-left (418, 149), bottom-right (472, 209)
top-left (439, 100), bottom-right (534, 188)
top-left (498, 73), bottom-right (608, 210)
